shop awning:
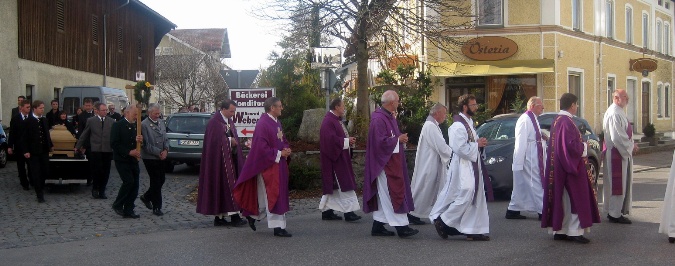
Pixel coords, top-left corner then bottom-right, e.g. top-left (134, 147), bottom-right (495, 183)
top-left (429, 59), bottom-right (555, 77)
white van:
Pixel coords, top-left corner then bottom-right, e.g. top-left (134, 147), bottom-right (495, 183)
top-left (60, 86), bottom-right (129, 118)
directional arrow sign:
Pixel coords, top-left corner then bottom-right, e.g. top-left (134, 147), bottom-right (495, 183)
top-left (240, 128), bottom-right (255, 136)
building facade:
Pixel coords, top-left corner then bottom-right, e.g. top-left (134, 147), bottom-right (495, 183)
top-left (426, 0), bottom-right (675, 134)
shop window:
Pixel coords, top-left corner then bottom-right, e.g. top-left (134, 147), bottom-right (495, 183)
top-left (568, 72), bottom-right (583, 117)
top-left (607, 77), bottom-right (615, 107)
top-left (573, 0), bottom-right (582, 30)
top-left (626, 7), bottom-right (633, 44)
top-left (666, 85), bottom-right (671, 117)
top-left (445, 75), bottom-right (537, 116)
top-left (606, 1), bottom-right (614, 38)
top-left (657, 84), bottom-right (663, 118)
top-left (657, 21), bottom-right (662, 53)
top-left (477, 0), bottom-right (503, 27)
top-left (643, 13), bottom-right (649, 49)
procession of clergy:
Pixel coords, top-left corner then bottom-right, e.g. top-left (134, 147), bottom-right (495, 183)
top-left (196, 89), bottom-right (675, 243)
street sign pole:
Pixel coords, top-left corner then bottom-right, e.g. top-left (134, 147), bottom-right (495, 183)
top-left (325, 68), bottom-right (330, 110)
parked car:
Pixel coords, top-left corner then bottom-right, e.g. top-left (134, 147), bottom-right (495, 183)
top-left (475, 112), bottom-right (601, 198)
top-left (164, 112), bottom-right (213, 172)
top-left (0, 123), bottom-right (8, 168)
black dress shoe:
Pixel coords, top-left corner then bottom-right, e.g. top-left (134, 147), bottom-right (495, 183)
top-left (152, 209), bottom-right (164, 216)
top-left (98, 192), bottom-right (108, 199)
top-left (91, 189), bottom-right (99, 199)
top-left (396, 226), bottom-right (419, 238)
top-left (466, 234), bottom-right (490, 241)
top-left (407, 214), bottom-right (426, 225)
top-left (86, 180), bottom-right (92, 186)
top-left (322, 210), bottom-right (343, 220)
top-left (567, 235), bottom-right (590, 244)
top-left (434, 219), bottom-right (449, 239)
top-left (344, 212), bottom-right (362, 222)
top-left (230, 214), bottom-right (247, 227)
top-left (273, 227), bottom-right (292, 237)
top-left (538, 213), bottom-right (542, 221)
top-left (214, 216), bottom-right (228, 226)
top-left (553, 234), bottom-right (568, 241)
top-left (669, 237), bottom-right (675, 244)
top-left (371, 221), bottom-right (395, 236)
top-left (22, 185), bottom-right (30, 191)
top-left (607, 214), bottom-right (632, 224)
top-left (113, 207), bottom-right (124, 216)
top-left (246, 216), bottom-right (257, 231)
top-left (37, 197), bottom-right (45, 203)
top-left (505, 210), bottom-right (526, 220)
top-left (123, 212), bottom-right (141, 219)
top-left (140, 195), bottom-right (153, 210)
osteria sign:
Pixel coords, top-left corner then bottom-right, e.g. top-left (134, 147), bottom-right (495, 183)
top-left (461, 36), bottom-right (518, 61)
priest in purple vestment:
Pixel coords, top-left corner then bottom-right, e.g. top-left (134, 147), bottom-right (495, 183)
top-left (233, 97), bottom-right (293, 237)
top-left (541, 93), bottom-right (600, 244)
top-left (318, 98), bottom-right (362, 222)
top-left (363, 90), bottom-right (418, 238)
top-left (196, 99), bottom-right (247, 227)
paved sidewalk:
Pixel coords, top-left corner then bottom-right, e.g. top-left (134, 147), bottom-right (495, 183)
top-left (633, 149), bottom-right (675, 172)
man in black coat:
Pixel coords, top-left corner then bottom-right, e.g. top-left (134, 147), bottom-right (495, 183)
top-left (111, 105), bottom-right (143, 218)
top-left (45, 99), bottom-right (60, 128)
top-left (20, 100), bottom-right (53, 203)
top-left (10, 96), bottom-right (25, 118)
top-left (8, 99), bottom-right (32, 190)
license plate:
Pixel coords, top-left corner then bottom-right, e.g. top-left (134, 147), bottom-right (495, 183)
top-left (179, 140), bottom-right (200, 146)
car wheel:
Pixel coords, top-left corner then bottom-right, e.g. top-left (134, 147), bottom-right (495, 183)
top-left (0, 146), bottom-right (7, 168)
top-left (588, 158), bottom-right (599, 188)
top-left (165, 162), bottom-right (175, 173)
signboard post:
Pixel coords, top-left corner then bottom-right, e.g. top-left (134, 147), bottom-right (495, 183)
top-left (310, 47), bottom-right (341, 110)
top-left (229, 88), bottom-right (275, 138)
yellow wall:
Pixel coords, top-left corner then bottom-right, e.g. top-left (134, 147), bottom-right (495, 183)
top-left (508, 0), bottom-right (540, 25)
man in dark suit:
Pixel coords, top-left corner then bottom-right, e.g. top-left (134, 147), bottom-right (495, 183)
top-left (11, 96), bottom-right (25, 118)
top-left (111, 105), bottom-right (143, 218)
top-left (20, 100), bottom-right (53, 203)
top-left (107, 104), bottom-right (122, 121)
top-left (77, 98), bottom-right (95, 185)
top-left (45, 99), bottom-right (60, 128)
top-left (8, 99), bottom-right (32, 190)
top-left (75, 102), bottom-right (115, 199)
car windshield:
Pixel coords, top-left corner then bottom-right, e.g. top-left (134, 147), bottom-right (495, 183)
top-left (166, 116), bottom-right (210, 134)
top-left (538, 114), bottom-right (594, 136)
top-left (476, 118), bottom-right (518, 141)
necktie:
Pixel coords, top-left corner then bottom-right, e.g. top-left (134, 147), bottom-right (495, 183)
top-left (23, 115), bottom-right (27, 120)
top-left (101, 117), bottom-right (105, 129)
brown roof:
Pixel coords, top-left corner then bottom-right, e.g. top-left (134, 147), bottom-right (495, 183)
top-left (169, 28), bottom-right (231, 58)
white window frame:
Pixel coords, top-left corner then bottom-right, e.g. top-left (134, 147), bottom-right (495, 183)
top-left (573, 0), bottom-right (583, 31)
top-left (665, 23), bottom-right (671, 55)
top-left (666, 84), bottom-right (671, 118)
top-left (625, 6), bottom-right (633, 44)
top-left (606, 1), bottom-right (614, 38)
top-left (657, 19), bottom-right (663, 53)
top-left (607, 75), bottom-right (616, 107)
top-left (657, 82), bottom-right (663, 118)
top-left (568, 68), bottom-right (584, 117)
top-left (643, 12), bottom-right (650, 49)
top-left (476, 0), bottom-right (504, 27)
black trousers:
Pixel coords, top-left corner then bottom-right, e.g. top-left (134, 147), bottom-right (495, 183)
top-left (113, 160), bottom-right (140, 214)
top-left (89, 152), bottom-right (113, 193)
top-left (84, 150), bottom-right (92, 183)
top-left (143, 159), bottom-right (166, 209)
top-left (28, 153), bottom-right (49, 199)
top-left (16, 154), bottom-right (30, 188)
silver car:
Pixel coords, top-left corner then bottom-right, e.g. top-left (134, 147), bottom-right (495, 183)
top-left (164, 112), bottom-right (213, 172)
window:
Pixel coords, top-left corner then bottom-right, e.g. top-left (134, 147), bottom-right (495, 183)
top-left (606, 1), bottom-right (614, 38)
top-left (643, 13), bottom-right (649, 48)
top-left (657, 21), bottom-right (662, 52)
top-left (607, 76), bottom-right (615, 107)
top-left (626, 7), bottom-right (633, 44)
top-left (26, 85), bottom-right (34, 103)
top-left (54, 88), bottom-right (61, 101)
top-left (91, 15), bottom-right (99, 44)
top-left (666, 85), bottom-right (671, 117)
top-left (137, 35), bottom-right (143, 60)
top-left (117, 26), bottom-right (123, 52)
top-left (665, 24), bottom-right (671, 55)
top-left (477, 0), bottom-right (503, 26)
top-left (573, 0), bottom-right (582, 30)
top-left (63, 97), bottom-right (80, 116)
top-left (569, 72), bottom-right (583, 117)
top-left (56, 0), bottom-right (65, 32)
top-left (658, 84), bottom-right (663, 118)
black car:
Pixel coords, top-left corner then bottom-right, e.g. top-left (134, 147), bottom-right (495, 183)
top-left (475, 112), bottom-right (601, 197)
top-left (164, 112), bottom-right (214, 172)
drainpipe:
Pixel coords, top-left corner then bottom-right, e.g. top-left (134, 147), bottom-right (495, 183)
top-left (103, 0), bottom-right (131, 87)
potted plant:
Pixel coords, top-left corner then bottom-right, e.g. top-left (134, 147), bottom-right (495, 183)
top-left (641, 123), bottom-right (658, 146)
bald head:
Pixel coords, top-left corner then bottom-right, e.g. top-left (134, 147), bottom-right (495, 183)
top-left (527, 96), bottom-right (544, 116)
top-left (124, 105), bottom-right (138, 122)
top-left (381, 90), bottom-right (400, 113)
top-left (613, 89), bottom-right (629, 108)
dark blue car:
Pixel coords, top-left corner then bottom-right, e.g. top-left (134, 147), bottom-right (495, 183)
top-left (475, 112), bottom-right (601, 197)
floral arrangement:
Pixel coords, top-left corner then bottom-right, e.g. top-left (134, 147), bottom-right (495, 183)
top-left (132, 81), bottom-right (153, 107)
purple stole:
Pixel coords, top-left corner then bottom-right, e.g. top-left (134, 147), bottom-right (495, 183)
top-left (602, 123), bottom-right (633, 195)
top-left (452, 114), bottom-right (494, 204)
top-left (525, 111), bottom-right (545, 185)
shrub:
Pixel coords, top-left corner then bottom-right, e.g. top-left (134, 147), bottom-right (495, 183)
top-left (288, 161), bottom-right (321, 190)
top-left (643, 123), bottom-right (656, 137)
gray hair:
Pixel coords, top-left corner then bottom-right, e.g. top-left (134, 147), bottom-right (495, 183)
top-left (429, 103), bottom-right (447, 115)
top-left (527, 96), bottom-right (542, 109)
top-left (381, 90), bottom-right (398, 104)
top-left (147, 103), bottom-right (161, 112)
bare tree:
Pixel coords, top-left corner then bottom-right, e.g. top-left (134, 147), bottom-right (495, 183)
top-left (255, 0), bottom-right (474, 120)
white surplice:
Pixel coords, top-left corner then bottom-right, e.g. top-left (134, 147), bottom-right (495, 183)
top-left (659, 151), bottom-right (675, 238)
top-left (409, 117), bottom-right (452, 219)
top-left (602, 103), bottom-right (635, 217)
top-left (429, 113), bottom-right (489, 235)
top-left (508, 112), bottom-right (546, 214)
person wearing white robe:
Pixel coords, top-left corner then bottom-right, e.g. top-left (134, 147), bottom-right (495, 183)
top-left (408, 104), bottom-right (453, 225)
top-left (659, 151), bottom-right (675, 244)
top-left (429, 94), bottom-right (490, 241)
top-left (506, 96), bottom-right (547, 220)
top-left (602, 89), bottom-right (637, 224)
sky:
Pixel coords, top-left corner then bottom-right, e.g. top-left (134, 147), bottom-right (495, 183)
top-left (140, 0), bottom-right (282, 70)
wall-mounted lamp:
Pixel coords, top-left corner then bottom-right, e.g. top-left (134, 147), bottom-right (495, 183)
top-left (558, 51), bottom-right (564, 58)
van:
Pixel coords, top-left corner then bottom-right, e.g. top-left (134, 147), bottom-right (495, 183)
top-left (60, 86), bottom-right (129, 118)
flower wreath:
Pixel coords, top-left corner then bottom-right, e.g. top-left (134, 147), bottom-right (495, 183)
top-left (133, 81), bottom-right (153, 106)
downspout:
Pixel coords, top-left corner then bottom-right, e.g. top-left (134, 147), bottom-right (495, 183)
top-left (103, 0), bottom-right (131, 87)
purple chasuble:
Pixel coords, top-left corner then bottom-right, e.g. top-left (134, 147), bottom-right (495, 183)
top-left (525, 111), bottom-right (545, 185)
top-left (320, 111), bottom-right (357, 195)
top-left (452, 114), bottom-right (494, 203)
top-left (541, 115), bottom-right (601, 231)
top-left (233, 114), bottom-right (290, 215)
top-left (196, 114), bottom-right (245, 215)
top-left (602, 124), bottom-right (633, 195)
top-left (363, 107), bottom-right (414, 214)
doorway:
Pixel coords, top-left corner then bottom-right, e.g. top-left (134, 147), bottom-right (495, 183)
top-left (627, 79), bottom-right (637, 133)
top-left (641, 81), bottom-right (650, 131)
